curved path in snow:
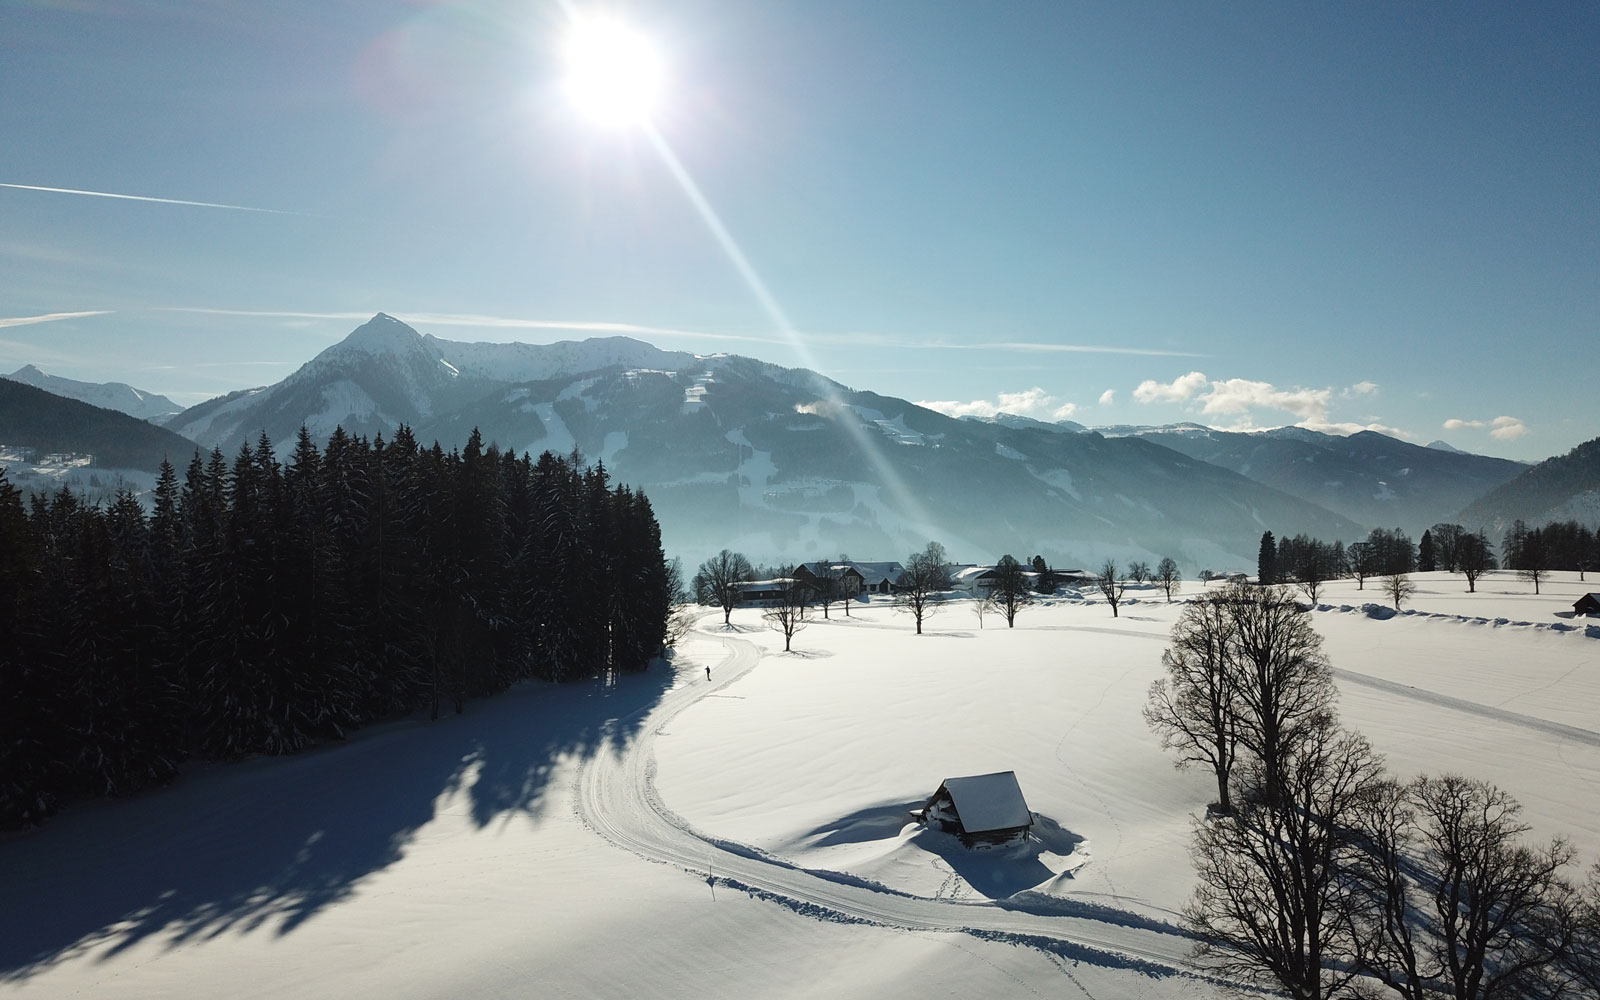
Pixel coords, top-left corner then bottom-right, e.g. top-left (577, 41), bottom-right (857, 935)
top-left (572, 624), bottom-right (1204, 977)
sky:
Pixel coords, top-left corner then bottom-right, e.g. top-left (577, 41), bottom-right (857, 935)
top-left (2, 1), bottom-right (1596, 462)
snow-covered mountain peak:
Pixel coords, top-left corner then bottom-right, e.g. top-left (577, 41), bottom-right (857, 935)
top-left (5, 364), bottom-right (183, 422)
top-left (336, 313), bottom-right (427, 357)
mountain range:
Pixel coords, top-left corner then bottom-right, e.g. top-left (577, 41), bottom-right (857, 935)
top-left (5, 364), bottom-right (182, 422)
top-left (0, 378), bottom-right (199, 471)
top-left (4, 314), bottom-right (1591, 571)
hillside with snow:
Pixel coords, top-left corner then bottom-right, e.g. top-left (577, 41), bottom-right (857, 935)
top-left (3, 365), bottom-right (182, 423)
top-left (2, 571), bottom-right (1595, 998)
top-left (157, 315), bottom-right (1363, 571)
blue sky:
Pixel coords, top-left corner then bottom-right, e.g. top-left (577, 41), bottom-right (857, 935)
top-left (2, 1), bottom-right (1595, 461)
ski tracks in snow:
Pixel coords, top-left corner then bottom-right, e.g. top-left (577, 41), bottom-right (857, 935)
top-left (572, 625), bottom-right (1204, 981)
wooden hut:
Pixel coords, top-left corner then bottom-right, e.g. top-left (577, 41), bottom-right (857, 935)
top-left (914, 771), bottom-right (1033, 846)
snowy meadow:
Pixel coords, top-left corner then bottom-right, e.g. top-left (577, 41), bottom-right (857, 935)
top-left (3, 571), bottom-right (1597, 999)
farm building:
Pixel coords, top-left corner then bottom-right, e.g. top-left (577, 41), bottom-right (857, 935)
top-left (914, 770), bottom-right (1034, 846)
top-left (1575, 593), bottom-right (1600, 615)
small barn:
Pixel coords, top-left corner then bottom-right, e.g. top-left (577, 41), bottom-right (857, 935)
top-left (1574, 593), bottom-right (1600, 615)
top-left (914, 771), bottom-right (1034, 847)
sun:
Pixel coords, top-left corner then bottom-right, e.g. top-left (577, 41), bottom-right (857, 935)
top-left (562, 17), bottom-right (664, 127)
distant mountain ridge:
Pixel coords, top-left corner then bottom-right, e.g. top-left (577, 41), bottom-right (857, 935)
top-left (0, 378), bottom-right (200, 471)
top-left (5, 364), bottom-right (182, 422)
top-left (1104, 424), bottom-right (1526, 535)
top-left (1456, 435), bottom-right (1600, 532)
top-left (155, 315), bottom-right (1366, 570)
top-left (165, 313), bottom-right (699, 455)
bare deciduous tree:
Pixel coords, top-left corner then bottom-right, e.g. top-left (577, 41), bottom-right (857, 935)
top-left (696, 549), bottom-right (753, 626)
top-left (809, 562), bottom-right (843, 620)
top-left (1569, 864), bottom-right (1600, 995)
top-left (1223, 584), bottom-right (1339, 803)
top-left (1351, 775), bottom-right (1581, 1000)
top-left (1458, 532), bottom-right (1494, 593)
top-left (1096, 558), bottom-right (1129, 618)
top-left (1145, 591), bottom-right (1240, 812)
top-left (762, 567), bottom-right (809, 652)
top-left (663, 556), bottom-right (696, 647)
top-left (894, 549), bottom-right (945, 635)
top-left (972, 592), bottom-right (995, 629)
top-left (1188, 728), bottom-right (1385, 1000)
top-left (1348, 541), bottom-right (1374, 591)
top-left (1382, 573), bottom-right (1417, 611)
top-left (1127, 559), bottom-right (1151, 584)
top-left (991, 554), bottom-right (1031, 628)
top-left (1156, 556), bottom-right (1182, 602)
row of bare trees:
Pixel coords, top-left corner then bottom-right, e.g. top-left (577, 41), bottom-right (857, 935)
top-left (1145, 583), bottom-right (1600, 998)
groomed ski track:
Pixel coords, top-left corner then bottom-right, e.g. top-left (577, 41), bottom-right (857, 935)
top-left (573, 622), bottom-right (1206, 980)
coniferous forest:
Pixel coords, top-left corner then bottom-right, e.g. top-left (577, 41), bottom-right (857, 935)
top-left (0, 425), bottom-right (674, 828)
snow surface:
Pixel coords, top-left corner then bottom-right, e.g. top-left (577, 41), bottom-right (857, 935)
top-left (3, 572), bottom-right (1596, 999)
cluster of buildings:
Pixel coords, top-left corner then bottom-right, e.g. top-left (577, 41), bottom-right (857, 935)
top-left (730, 559), bottom-right (1094, 606)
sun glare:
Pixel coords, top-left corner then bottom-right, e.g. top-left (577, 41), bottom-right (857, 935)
top-left (563, 17), bottom-right (664, 127)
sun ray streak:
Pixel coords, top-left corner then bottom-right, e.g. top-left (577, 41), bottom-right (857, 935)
top-left (642, 124), bottom-right (964, 553)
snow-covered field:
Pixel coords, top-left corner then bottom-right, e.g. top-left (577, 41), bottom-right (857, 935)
top-left (3, 572), bottom-right (1596, 999)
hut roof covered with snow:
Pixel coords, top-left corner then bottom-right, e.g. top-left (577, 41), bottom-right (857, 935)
top-left (918, 770), bottom-right (1033, 845)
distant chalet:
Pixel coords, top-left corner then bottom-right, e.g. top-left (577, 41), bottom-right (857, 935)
top-left (1575, 593), bottom-right (1600, 616)
top-left (915, 771), bottom-right (1034, 847)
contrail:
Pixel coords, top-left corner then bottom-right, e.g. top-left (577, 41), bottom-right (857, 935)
top-left (160, 307), bottom-right (771, 343)
top-left (0, 183), bottom-right (310, 216)
top-left (0, 310), bottom-right (114, 329)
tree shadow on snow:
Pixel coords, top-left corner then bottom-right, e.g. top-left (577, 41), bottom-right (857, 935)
top-left (0, 664), bottom-right (674, 982)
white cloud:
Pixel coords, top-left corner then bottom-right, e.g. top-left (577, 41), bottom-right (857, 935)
top-left (1298, 420), bottom-right (1422, 442)
top-left (1490, 416), bottom-right (1528, 440)
top-left (917, 386), bottom-right (1077, 422)
top-left (1199, 378), bottom-right (1333, 423)
top-left (1098, 389), bottom-right (1115, 406)
top-left (1443, 415), bottom-right (1528, 440)
top-left (1132, 371), bottom-right (1209, 404)
top-left (1131, 371), bottom-right (1404, 434)
top-left (0, 310), bottom-right (114, 329)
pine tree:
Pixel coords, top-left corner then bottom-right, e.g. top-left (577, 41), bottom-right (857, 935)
top-left (1258, 531), bottom-right (1277, 585)
top-left (0, 470), bottom-right (54, 826)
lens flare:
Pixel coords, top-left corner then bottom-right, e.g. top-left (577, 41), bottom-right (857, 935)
top-left (563, 17), bottom-right (664, 126)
